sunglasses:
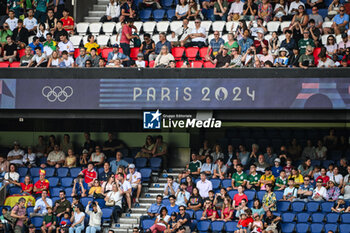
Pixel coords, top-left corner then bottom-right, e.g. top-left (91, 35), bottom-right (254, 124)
top-left (195, 22), bottom-right (200, 23)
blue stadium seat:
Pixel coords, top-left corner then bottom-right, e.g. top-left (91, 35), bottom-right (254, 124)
top-left (277, 201), bottom-right (290, 212)
top-left (318, 8), bottom-right (328, 18)
top-left (150, 157), bottom-right (162, 171)
top-left (141, 219), bottom-right (154, 230)
top-left (52, 197), bottom-right (60, 204)
top-left (101, 208), bottom-right (113, 222)
top-left (81, 197), bottom-right (93, 207)
top-left (66, 197), bottom-right (73, 203)
top-left (95, 198), bottom-right (106, 208)
top-left (135, 158), bottom-right (147, 168)
top-left (339, 224), bottom-right (350, 233)
top-left (281, 223), bottom-right (295, 233)
top-left (130, 148), bottom-right (140, 157)
top-left (310, 223), bottom-right (324, 233)
top-left (31, 216), bottom-right (43, 229)
top-left (195, 210), bottom-right (204, 220)
top-left (311, 213), bottom-right (325, 223)
top-left (162, 0), bottom-right (173, 9)
top-left (57, 167), bottom-right (69, 177)
top-left (326, 213), bottom-right (340, 223)
top-left (65, 188), bottom-right (73, 197)
top-left (39, 157), bottom-right (47, 165)
top-left (311, 160), bottom-right (321, 167)
top-left (98, 167), bottom-right (104, 174)
top-left (275, 190), bottom-right (283, 200)
top-left (324, 223), bottom-right (338, 232)
top-left (30, 167), bottom-right (41, 177)
top-left (228, 190), bottom-right (237, 200)
top-left (69, 167), bottom-right (81, 178)
top-left (282, 212), bottom-right (295, 223)
top-left (153, 9), bottom-right (166, 22)
top-left (140, 9), bottom-right (152, 22)
top-left (222, 179), bottom-right (232, 189)
top-left (225, 221), bottom-right (238, 233)
top-left (190, 219), bottom-right (197, 231)
top-left (341, 213), bottom-right (350, 223)
top-left (291, 201), bottom-right (305, 212)
top-left (51, 187), bottom-right (61, 197)
top-left (322, 160), bottom-right (334, 168)
top-left (321, 202), bottom-right (334, 213)
top-left (140, 168), bottom-right (152, 182)
top-left (296, 212), bottom-right (310, 223)
top-left (211, 221), bottom-right (225, 232)
top-left (47, 177), bottom-right (59, 187)
top-left (60, 177), bottom-right (73, 187)
top-left (306, 201), bottom-right (320, 212)
top-left (18, 167), bottom-right (28, 177)
top-left (197, 220), bottom-right (210, 233)
top-left (257, 191), bottom-right (266, 201)
top-left (296, 223), bottom-right (309, 233)
top-left (8, 186), bottom-right (21, 195)
top-left (33, 176), bottom-right (40, 184)
top-left (166, 9), bottom-right (175, 21)
top-left (245, 190), bottom-right (256, 200)
top-left (186, 209), bottom-right (194, 218)
top-left (26, 206), bottom-right (34, 216)
top-left (211, 179), bottom-right (221, 190)
top-left (44, 167), bottom-right (55, 177)
top-left (19, 177), bottom-right (25, 183)
top-left (124, 157), bottom-right (134, 164)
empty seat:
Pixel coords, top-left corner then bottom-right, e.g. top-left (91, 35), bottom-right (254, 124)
top-left (311, 213), bottom-right (325, 223)
top-left (324, 223), bottom-right (337, 232)
top-left (185, 47), bottom-right (199, 61)
top-left (140, 168), bottom-right (152, 182)
top-left (195, 210), bottom-right (204, 220)
top-left (339, 224), bottom-right (350, 233)
top-left (321, 202), bottom-right (334, 213)
top-left (171, 47), bottom-right (185, 60)
top-left (211, 179), bottom-right (221, 190)
top-left (102, 22), bottom-right (116, 35)
top-left (156, 21), bottom-right (170, 32)
top-left (142, 219), bottom-right (154, 229)
top-left (281, 223), bottom-right (295, 233)
top-left (277, 201), bottom-right (290, 212)
top-left (282, 212), bottom-right (295, 223)
top-left (212, 21), bottom-right (225, 32)
top-left (135, 157), bottom-right (147, 168)
top-left (326, 213), bottom-right (339, 223)
top-left (310, 223), bottom-right (324, 233)
top-left (89, 22), bottom-right (102, 35)
top-left (101, 207), bottom-right (113, 222)
top-left (70, 35), bottom-right (82, 48)
top-left (76, 22), bottom-right (90, 35)
top-left (291, 201), bottom-right (305, 212)
top-left (153, 9), bottom-right (166, 22)
top-left (97, 35), bottom-right (110, 47)
top-left (225, 221), bottom-right (238, 233)
top-left (10, 61), bottom-right (20, 67)
top-left (149, 157), bottom-right (162, 171)
top-left (31, 216), bottom-right (43, 229)
top-left (267, 21), bottom-right (280, 32)
top-left (281, 21), bottom-right (291, 30)
top-left (70, 168), bottom-right (81, 178)
top-left (197, 220), bottom-right (210, 233)
top-left (192, 60), bottom-right (203, 68)
top-left (211, 221), bottom-right (224, 232)
top-left (47, 177), bottom-right (59, 187)
top-left (306, 201), bottom-right (320, 212)
top-left (18, 167), bottom-right (28, 177)
top-left (201, 21), bottom-right (212, 32)
top-left (130, 47), bottom-right (140, 60)
top-left (9, 186), bottom-right (21, 195)
top-left (143, 21), bottom-right (156, 33)
top-left (170, 21), bottom-right (182, 32)
top-left (203, 61), bottom-right (216, 68)
top-left (30, 167), bottom-right (41, 177)
top-left (341, 213), bottom-right (350, 223)
top-left (296, 223), bottom-right (309, 233)
top-left (80, 197), bottom-right (93, 207)
top-left (225, 21), bottom-right (238, 32)
top-left (257, 191), bottom-right (266, 201)
top-left (166, 9), bottom-right (175, 21)
top-left (296, 212), bottom-right (310, 223)
top-left (51, 187), bottom-right (61, 197)
top-left (140, 9), bottom-right (152, 22)
top-left (60, 177), bottom-right (73, 187)
top-left (44, 167), bottom-right (55, 177)
top-left (57, 168), bottom-right (69, 178)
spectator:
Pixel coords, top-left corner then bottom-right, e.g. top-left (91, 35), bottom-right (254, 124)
top-left (152, 135), bottom-right (168, 169)
top-left (254, 154), bottom-right (269, 173)
top-left (187, 187), bottom-right (202, 211)
top-left (58, 34), bottom-right (74, 56)
top-left (134, 53), bottom-right (146, 67)
top-left (324, 6), bottom-right (349, 35)
top-left (298, 159), bottom-right (313, 177)
top-left (22, 146), bottom-right (36, 168)
top-left (107, 44), bottom-right (130, 67)
top-left (41, 206), bottom-right (56, 233)
top-left (316, 167), bottom-right (330, 186)
top-left (236, 211), bottom-right (252, 232)
top-left (246, 164), bottom-right (261, 190)
top-left (318, 52), bottom-right (336, 67)
top-left (0, 156), bottom-right (9, 177)
top-left (79, 149), bottom-right (89, 167)
top-left (201, 200), bottom-right (217, 220)
top-left (228, 47), bottom-right (242, 67)
top-left (5, 10), bottom-right (18, 31)
top-left (19, 46), bottom-right (33, 66)
top-left (273, 0), bottom-right (288, 22)
top-left (126, 163), bottom-right (142, 203)
top-left (288, 46), bottom-right (300, 67)
top-left (208, 46), bottom-right (231, 68)
top-left (331, 196), bottom-right (346, 212)
top-left (47, 50), bottom-right (60, 67)
top-left (179, 153), bottom-right (201, 181)
top-left (326, 0), bottom-right (341, 21)
top-left (89, 146), bottom-right (105, 167)
top-left (0, 36), bottom-right (16, 63)
top-left (103, 133), bottom-right (126, 156)
top-left (57, 212), bottom-right (71, 232)
top-left (46, 144), bottom-right (65, 168)
top-left (173, 0), bottom-right (189, 21)
top-left (289, 167), bottom-right (304, 187)
top-left (85, 201), bottom-right (102, 233)
top-left (187, 0), bottom-right (201, 20)
top-left (231, 164), bottom-right (248, 190)
top-left (325, 35), bottom-right (338, 56)
top-left (207, 31), bottom-right (224, 58)
top-left (257, 0), bottom-right (272, 22)
top-left (53, 190), bottom-right (71, 218)
top-left (72, 195), bottom-right (84, 211)
top-left (146, 207), bottom-right (170, 233)
top-left (296, 175), bottom-right (314, 201)
top-left (268, 32), bottom-right (280, 56)
top-left (138, 0), bottom-right (160, 10)
top-left (79, 162), bottom-right (98, 187)
top-left (69, 205), bottom-right (85, 233)
top-left (309, 7), bottom-right (323, 31)
top-left (175, 206), bottom-right (191, 231)
top-left (75, 47), bottom-right (89, 67)
top-left (120, 19), bottom-right (138, 57)
top-left (24, 9), bottom-right (38, 35)
top-left (233, 186), bottom-right (248, 207)
top-left (165, 212), bottom-right (178, 233)
top-left (251, 199), bottom-right (265, 219)
top-left (262, 184), bottom-right (277, 211)
top-left (43, 33), bottom-right (57, 57)
top-left (271, 158), bottom-right (283, 177)
top-left (212, 0), bottom-right (228, 21)
top-left (298, 45), bottom-right (314, 68)
top-left (243, 0), bottom-right (257, 21)
top-left (139, 34), bottom-right (155, 61)
top-left (29, 36), bottom-right (43, 54)
top-left (99, 58), bottom-right (106, 67)
top-left (84, 35), bottom-right (100, 54)
top-left (99, 162), bottom-right (113, 182)
top-left (164, 176), bottom-right (179, 198)
top-left (10, 198), bottom-right (28, 233)
top-left (227, 0), bottom-right (244, 21)
top-left (88, 48), bottom-right (101, 67)
top-left (238, 30), bottom-right (253, 55)
top-left (315, 140), bottom-right (327, 160)
top-left (301, 140), bottom-right (316, 160)
top-left (147, 195), bottom-right (165, 218)
top-left (105, 183), bottom-right (123, 222)
top-left (166, 195), bottom-right (179, 215)
top-left (175, 183), bottom-right (190, 207)
top-left (185, 18), bottom-right (206, 48)
top-left (34, 0), bottom-right (49, 23)
top-left (101, 174), bottom-right (114, 196)
top-left (60, 9), bottom-right (74, 35)
top-left (53, 21), bottom-right (68, 42)
top-left (100, 0), bottom-right (121, 23)
top-left (34, 189), bottom-right (53, 216)
top-left (274, 169), bottom-right (287, 191)
top-left (64, 149), bottom-right (77, 168)
top-left (88, 179), bottom-right (103, 198)
top-left (184, 176), bottom-right (195, 194)
top-left (282, 178), bottom-right (297, 201)
top-left (331, 166), bottom-right (343, 188)
top-left (116, 172), bottom-right (132, 213)
top-left (198, 140), bottom-right (211, 160)
top-left (254, 30), bottom-right (268, 56)
top-left (213, 158), bottom-right (227, 179)
top-left (4, 163), bottom-right (19, 187)
top-left (33, 169), bottom-right (50, 197)
top-left (46, 9), bottom-right (57, 33)
top-left (196, 172), bottom-right (212, 198)
top-left (217, 197), bottom-right (234, 222)
top-left (312, 178), bottom-right (328, 201)
top-left (7, 141), bottom-right (24, 166)
top-left (328, 180), bottom-right (340, 201)
top-left (110, 151), bottom-right (129, 174)
top-left (263, 210), bottom-right (281, 233)
top-left (201, 0), bottom-right (215, 20)
top-left (121, 0), bottom-right (137, 20)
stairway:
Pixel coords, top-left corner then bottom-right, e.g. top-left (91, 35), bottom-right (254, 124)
top-left (84, 0), bottom-right (109, 23)
top-left (107, 168), bottom-right (183, 233)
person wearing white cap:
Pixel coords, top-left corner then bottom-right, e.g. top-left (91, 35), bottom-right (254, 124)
top-left (7, 141), bottom-right (24, 166)
top-left (135, 53), bottom-right (146, 68)
top-left (126, 163), bottom-right (142, 204)
top-left (271, 158), bottom-right (283, 177)
top-left (254, 29), bottom-right (268, 55)
top-left (274, 47), bottom-right (289, 67)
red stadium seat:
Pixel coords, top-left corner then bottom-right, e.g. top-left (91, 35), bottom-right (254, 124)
top-left (74, 48), bottom-right (80, 58)
top-left (199, 47), bottom-right (211, 60)
top-left (18, 49), bottom-right (25, 58)
top-left (144, 61), bottom-right (149, 67)
top-left (313, 47), bottom-right (321, 66)
top-left (203, 61), bottom-right (216, 68)
top-left (130, 47), bottom-right (140, 60)
top-left (185, 47), bottom-right (199, 61)
top-left (10, 62), bottom-right (20, 67)
top-left (192, 60), bottom-right (203, 68)
top-left (171, 47), bottom-right (185, 60)
top-left (149, 60), bottom-right (155, 68)
top-left (0, 62), bottom-right (9, 67)
top-left (176, 61), bottom-right (184, 68)
top-left (101, 48), bottom-right (113, 59)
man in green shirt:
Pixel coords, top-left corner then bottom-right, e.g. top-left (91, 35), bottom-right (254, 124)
top-left (41, 206), bottom-right (56, 233)
top-left (178, 153), bottom-right (202, 181)
top-left (274, 170), bottom-right (288, 191)
top-left (231, 164), bottom-right (248, 189)
top-left (298, 31), bottom-right (315, 54)
top-left (298, 45), bottom-right (315, 69)
top-left (34, 0), bottom-right (50, 23)
top-left (43, 33), bottom-right (57, 56)
top-left (247, 164), bottom-right (261, 190)
top-left (0, 23), bottom-right (13, 46)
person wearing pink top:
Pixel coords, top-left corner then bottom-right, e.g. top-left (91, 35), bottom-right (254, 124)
top-left (120, 19), bottom-right (138, 57)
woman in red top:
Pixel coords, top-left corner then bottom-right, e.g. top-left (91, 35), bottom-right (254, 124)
top-left (12, 175), bottom-right (34, 194)
top-left (316, 167), bottom-right (330, 187)
top-left (233, 185), bottom-right (248, 207)
top-left (201, 200), bottom-right (217, 221)
top-left (219, 197), bottom-right (234, 222)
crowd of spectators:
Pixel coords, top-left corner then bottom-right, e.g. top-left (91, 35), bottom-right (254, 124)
top-left (0, 0), bottom-right (350, 68)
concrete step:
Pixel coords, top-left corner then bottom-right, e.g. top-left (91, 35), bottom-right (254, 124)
top-left (84, 16), bottom-right (101, 23)
top-left (93, 4), bottom-right (106, 11)
top-left (130, 207), bottom-right (147, 213)
top-left (107, 229), bottom-right (129, 233)
top-left (139, 203), bottom-right (152, 208)
top-left (121, 213), bottom-right (143, 218)
top-left (113, 223), bottom-right (138, 229)
top-left (119, 217), bottom-right (138, 224)
top-left (88, 10), bottom-right (105, 17)
top-left (142, 193), bottom-right (159, 198)
top-left (98, 0), bottom-right (109, 4)
top-left (144, 187), bottom-right (164, 192)
top-left (151, 183), bottom-right (166, 187)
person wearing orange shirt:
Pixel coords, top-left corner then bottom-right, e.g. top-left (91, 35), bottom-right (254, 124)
top-left (60, 9), bottom-right (74, 35)
top-left (33, 170), bottom-right (50, 198)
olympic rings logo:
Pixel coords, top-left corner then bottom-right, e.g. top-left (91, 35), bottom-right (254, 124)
top-left (42, 86), bottom-right (74, 102)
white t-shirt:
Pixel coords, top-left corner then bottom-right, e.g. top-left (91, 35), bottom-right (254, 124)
top-left (126, 171), bottom-right (141, 184)
top-left (312, 186), bottom-right (327, 201)
top-left (5, 18), bottom-right (18, 31)
top-left (120, 180), bottom-right (132, 192)
top-left (176, 4), bottom-right (189, 16)
top-left (228, 1), bottom-right (244, 14)
top-left (107, 191), bottom-right (123, 207)
top-left (61, 57), bottom-right (74, 67)
top-left (73, 212), bottom-right (85, 225)
top-left (4, 172), bottom-right (19, 182)
top-left (176, 26), bottom-right (192, 41)
top-left (7, 149), bottom-right (24, 165)
top-left (23, 17), bottom-right (38, 30)
top-left (135, 60), bottom-right (146, 68)
top-left (58, 41), bottom-right (75, 53)
top-left (32, 53), bottom-right (47, 63)
top-left (190, 27), bottom-right (206, 42)
top-left (330, 174), bottom-right (343, 185)
top-left (23, 153), bottom-right (36, 165)
top-left (317, 58), bottom-right (335, 68)
top-left (90, 153), bottom-right (105, 163)
top-left (156, 215), bottom-right (170, 228)
top-left (43, 46), bottom-right (54, 57)
top-left (288, 1), bottom-right (305, 15)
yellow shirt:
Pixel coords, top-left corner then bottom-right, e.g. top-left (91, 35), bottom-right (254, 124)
top-left (89, 186), bottom-right (102, 195)
top-left (289, 174), bottom-right (304, 187)
top-left (84, 42), bottom-right (100, 54)
top-left (260, 174), bottom-right (275, 187)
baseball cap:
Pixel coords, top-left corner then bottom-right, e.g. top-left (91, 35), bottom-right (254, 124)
top-left (82, 149), bottom-right (89, 154)
top-left (137, 53), bottom-right (144, 57)
top-left (13, 141), bottom-right (19, 145)
top-left (112, 44), bottom-right (119, 48)
top-left (129, 163), bottom-right (135, 169)
top-left (274, 158), bottom-right (281, 163)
